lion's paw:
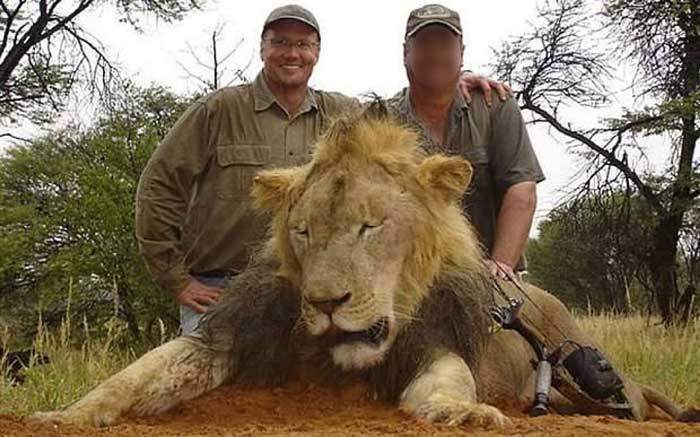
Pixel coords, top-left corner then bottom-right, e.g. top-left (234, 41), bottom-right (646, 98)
top-left (414, 394), bottom-right (510, 429)
top-left (27, 408), bottom-right (119, 427)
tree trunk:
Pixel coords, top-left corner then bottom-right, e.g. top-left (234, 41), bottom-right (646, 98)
top-left (623, 273), bottom-right (632, 313)
top-left (648, 218), bottom-right (681, 325)
top-left (648, 4), bottom-right (700, 326)
top-left (115, 278), bottom-right (141, 341)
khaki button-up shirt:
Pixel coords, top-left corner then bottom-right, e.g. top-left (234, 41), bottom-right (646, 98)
top-left (388, 88), bottom-right (545, 267)
top-left (136, 70), bottom-right (360, 294)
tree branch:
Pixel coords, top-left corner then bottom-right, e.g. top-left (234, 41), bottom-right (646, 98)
top-left (522, 92), bottom-right (666, 215)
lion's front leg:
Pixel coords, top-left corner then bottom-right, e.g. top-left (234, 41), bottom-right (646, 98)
top-left (28, 336), bottom-right (231, 427)
top-left (399, 351), bottom-right (510, 429)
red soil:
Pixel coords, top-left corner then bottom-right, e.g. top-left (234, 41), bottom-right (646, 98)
top-left (3, 383), bottom-right (699, 436)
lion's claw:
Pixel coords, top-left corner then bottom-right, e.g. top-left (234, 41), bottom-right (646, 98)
top-left (415, 396), bottom-right (510, 429)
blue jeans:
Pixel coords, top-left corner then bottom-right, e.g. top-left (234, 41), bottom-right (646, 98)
top-left (180, 275), bottom-right (229, 336)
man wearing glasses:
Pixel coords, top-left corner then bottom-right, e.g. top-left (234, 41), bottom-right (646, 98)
top-left (136, 5), bottom-right (511, 334)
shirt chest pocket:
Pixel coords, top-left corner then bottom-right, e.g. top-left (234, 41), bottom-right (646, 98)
top-left (462, 142), bottom-right (489, 165)
top-left (215, 144), bottom-right (271, 199)
top-left (462, 145), bottom-right (491, 192)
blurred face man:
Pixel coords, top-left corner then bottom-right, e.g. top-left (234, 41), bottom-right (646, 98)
top-left (260, 19), bottom-right (320, 92)
top-left (404, 23), bottom-right (464, 94)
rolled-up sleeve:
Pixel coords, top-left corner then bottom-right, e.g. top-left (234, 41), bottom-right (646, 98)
top-left (135, 99), bottom-right (213, 295)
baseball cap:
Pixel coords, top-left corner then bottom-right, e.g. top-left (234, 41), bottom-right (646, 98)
top-left (405, 4), bottom-right (462, 40)
top-left (262, 4), bottom-right (321, 39)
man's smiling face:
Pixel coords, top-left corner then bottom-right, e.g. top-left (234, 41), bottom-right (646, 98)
top-left (261, 19), bottom-right (320, 89)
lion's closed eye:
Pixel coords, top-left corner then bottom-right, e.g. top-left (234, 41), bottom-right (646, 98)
top-left (359, 221), bottom-right (384, 238)
top-left (292, 224), bottom-right (309, 242)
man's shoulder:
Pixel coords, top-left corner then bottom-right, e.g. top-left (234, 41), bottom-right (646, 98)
top-left (310, 88), bottom-right (354, 103)
top-left (310, 88), bottom-right (360, 116)
top-left (468, 90), bottom-right (519, 117)
top-left (196, 83), bottom-right (255, 110)
top-left (385, 88), bottom-right (410, 119)
top-left (466, 91), bottom-right (525, 138)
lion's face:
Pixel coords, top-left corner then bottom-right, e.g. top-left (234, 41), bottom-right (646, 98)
top-left (252, 115), bottom-right (479, 371)
top-left (288, 162), bottom-right (416, 369)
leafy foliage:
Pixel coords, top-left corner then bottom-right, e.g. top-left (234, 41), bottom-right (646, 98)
top-left (0, 84), bottom-right (195, 344)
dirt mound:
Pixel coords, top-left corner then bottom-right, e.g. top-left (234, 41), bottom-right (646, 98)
top-left (3, 383), bottom-right (699, 436)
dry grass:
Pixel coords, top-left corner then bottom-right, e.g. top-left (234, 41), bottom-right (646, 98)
top-left (0, 314), bottom-right (168, 416)
top-left (578, 313), bottom-right (700, 407)
top-left (1, 313), bottom-right (698, 417)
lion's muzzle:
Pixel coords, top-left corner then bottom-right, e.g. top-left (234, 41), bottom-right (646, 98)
top-left (318, 317), bottom-right (391, 347)
top-left (336, 317), bottom-right (390, 346)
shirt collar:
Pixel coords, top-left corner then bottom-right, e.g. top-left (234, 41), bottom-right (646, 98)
top-left (253, 70), bottom-right (318, 116)
top-left (452, 89), bottom-right (470, 118)
top-left (393, 86), bottom-right (469, 149)
top-left (397, 86), bottom-right (469, 120)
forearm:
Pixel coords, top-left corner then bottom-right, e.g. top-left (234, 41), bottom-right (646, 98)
top-left (136, 236), bottom-right (191, 295)
top-left (491, 182), bottom-right (537, 268)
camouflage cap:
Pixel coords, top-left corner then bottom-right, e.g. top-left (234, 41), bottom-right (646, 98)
top-left (405, 4), bottom-right (462, 41)
top-left (262, 4), bottom-right (321, 39)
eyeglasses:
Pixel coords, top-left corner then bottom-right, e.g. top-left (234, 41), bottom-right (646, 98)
top-left (263, 37), bottom-right (320, 52)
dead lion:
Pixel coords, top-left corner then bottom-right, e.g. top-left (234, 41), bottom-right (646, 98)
top-left (28, 110), bottom-right (699, 429)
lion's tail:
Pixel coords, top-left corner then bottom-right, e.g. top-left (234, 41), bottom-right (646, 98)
top-left (639, 384), bottom-right (700, 422)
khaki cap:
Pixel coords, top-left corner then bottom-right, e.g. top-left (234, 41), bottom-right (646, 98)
top-left (405, 4), bottom-right (462, 41)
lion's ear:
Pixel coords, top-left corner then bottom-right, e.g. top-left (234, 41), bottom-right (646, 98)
top-left (252, 167), bottom-right (303, 212)
top-left (416, 155), bottom-right (473, 203)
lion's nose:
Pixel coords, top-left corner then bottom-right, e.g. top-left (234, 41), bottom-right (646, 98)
top-left (307, 292), bottom-right (352, 315)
